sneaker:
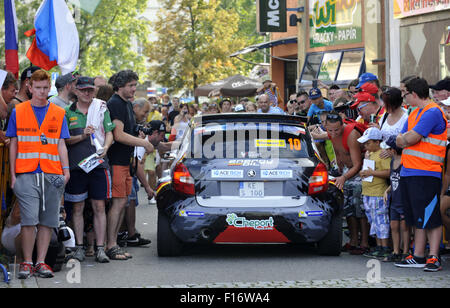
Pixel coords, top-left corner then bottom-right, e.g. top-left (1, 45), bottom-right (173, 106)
top-left (17, 262), bottom-right (34, 279)
top-left (349, 246), bottom-right (370, 255)
top-left (424, 255), bottom-right (442, 272)
top-left (148, 197), bottom-right (157, 204)
top-left (95, 247), bottom-right (110, 263)
top-left (382, 253), bottom-right (403, 262)
top-left (127, 233), bottom-right (151, 247)
top-left (364, 246), bottom-right (382, 258)
top-left (70, 246), bottom-right (86, 262)
top-left (34, 262), bottom-right (54, 278)
top-left (394, 254), bottom-right (426, 268)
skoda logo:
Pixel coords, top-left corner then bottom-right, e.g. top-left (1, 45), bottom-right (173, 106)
top-left (247, 170), bottom-right (256, 178)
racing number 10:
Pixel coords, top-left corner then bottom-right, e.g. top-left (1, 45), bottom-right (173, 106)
top-left (288, 138), bottom-right (301, 151)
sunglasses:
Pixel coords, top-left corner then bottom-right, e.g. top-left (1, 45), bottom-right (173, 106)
top-left (357, 102), bottom-right (370, 112)
top-left (289, 100), bottom-right (297, 104)
top-left (298, 100), bottom-right (306, 104)
top-left (326, 114), bottom-right (341, 121)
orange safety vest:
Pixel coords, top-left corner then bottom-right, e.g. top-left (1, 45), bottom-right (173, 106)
top-left (401, 101), bottom-right (448, 173)
top-left (15, 101), bottom-right (65, 174)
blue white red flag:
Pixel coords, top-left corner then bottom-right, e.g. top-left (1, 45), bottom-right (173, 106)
top-left (25, 0), bottom-right (79, 74)
top-left (4, 0), bottom-right (19, 78)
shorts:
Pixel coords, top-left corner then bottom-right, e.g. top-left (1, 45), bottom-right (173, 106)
top-left (64, 168), bottom-right (112, 202)
top-left (400, 176), bottom-right (442, 229)
top-left (13, 173), bottom-right (65, 228)
top-left (343, 175), bottom-right (364, 218)
top-left (144, 152), bottom-right (156, 171)
top-left (390, 201), bottom-right (405, 221)
top-left (111, 165), bottom-right (132, 198)
top-left (362, 195), bottom-right (390, 239)
top-left (127, 176), bottom-right (140, 207)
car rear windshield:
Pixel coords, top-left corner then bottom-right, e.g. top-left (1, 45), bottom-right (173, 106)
top-left (189, 122), bottom-right (312, 159)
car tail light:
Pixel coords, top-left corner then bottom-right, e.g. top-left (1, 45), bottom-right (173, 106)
top-left (173, 163), bottom-right (195, 195)
top-left (308, 162), bottom-right (328, 195)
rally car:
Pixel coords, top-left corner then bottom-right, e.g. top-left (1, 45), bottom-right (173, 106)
top-left (156, 113), bottom-right (344, 256)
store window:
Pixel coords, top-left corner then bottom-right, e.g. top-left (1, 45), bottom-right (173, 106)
top-left (300, 49), bottom-right (365, 85)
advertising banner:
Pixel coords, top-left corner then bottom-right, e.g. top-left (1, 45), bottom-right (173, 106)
top-left (393, 0), bottom-right (450, 19)
top-left (308, 0), bottom-right (363, 49)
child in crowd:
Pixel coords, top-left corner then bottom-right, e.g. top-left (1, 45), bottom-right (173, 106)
top-left (382, 136), bottom-right (410, 262)
top-left (358, 127), bottom-right (392, 259)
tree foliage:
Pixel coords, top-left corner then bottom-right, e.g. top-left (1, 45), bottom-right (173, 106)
top-left (0, 0), bottom-right (149, 79)
top-left (146, 0), bottom-right (264, 95)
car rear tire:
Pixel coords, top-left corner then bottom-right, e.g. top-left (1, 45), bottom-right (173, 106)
top-left (317, 214), bottom-right (342, 256)
top-left (157, 211), bottom-right (184, 257)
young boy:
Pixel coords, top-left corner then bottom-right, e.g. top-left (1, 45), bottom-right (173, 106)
top-left (358, 127), bottom-right (392, 259)
top-left (382, 136), bottom-right (410, 262)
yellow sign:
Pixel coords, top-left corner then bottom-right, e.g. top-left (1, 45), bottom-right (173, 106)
top-left (255, 139), bottom-right (286, 148)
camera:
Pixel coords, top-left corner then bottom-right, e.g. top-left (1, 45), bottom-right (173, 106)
top-left (57, 207), bottom-right (71, 242)
top-left (134, 124), bottom-right (152, 135)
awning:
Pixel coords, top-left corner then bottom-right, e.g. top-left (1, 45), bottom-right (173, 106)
top-left (230, 36), bottom-right (298, 58)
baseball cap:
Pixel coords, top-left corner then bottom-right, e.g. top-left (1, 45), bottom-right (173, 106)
top-left (309, 88), bottom-right (322, 100)
top-left (356, 73), bottom-right (378, 88)
top-left (20, 66), bottom-right (41, 81)
top-left (350, 92), bottom-right (376, 109)
top-left (149, 120), bottom-right (166, 133)
top-left (357, 127), bottom-right (383, 144)
top-left (360, 82), bottom-right (379, 95)
top-left (55, 73), bottom-right (77, 89)
top-left (430, 79), bottom-right (450, 91)
top-left (441, 96), bottom-right (450, 106)
top-left (76, 76), bottom-right (95, 89)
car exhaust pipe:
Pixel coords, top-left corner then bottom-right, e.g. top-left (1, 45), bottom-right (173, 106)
top-left (200, 228), bottom-right (212, 240)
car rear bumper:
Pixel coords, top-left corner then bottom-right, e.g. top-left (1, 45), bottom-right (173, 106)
top-left (163, 196), bottom-right (339, 244)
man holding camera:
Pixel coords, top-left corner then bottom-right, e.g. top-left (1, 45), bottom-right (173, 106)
top-left (106, 70), bottom-right (154, 260)
top-left (7, 70), bottom-right (70, 279)
top-left (64, 76), bottom-right (115, 263)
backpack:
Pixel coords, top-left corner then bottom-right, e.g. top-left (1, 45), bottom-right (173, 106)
top-left (341, 120), bottom-right (368, 153)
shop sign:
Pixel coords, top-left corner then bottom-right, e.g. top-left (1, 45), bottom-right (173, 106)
top-left (257, 0), bottom-right (287, 33)
top-left (308, 0), bottom-right (363, 48)
top-left (393, 0), bottom-right (450, 19)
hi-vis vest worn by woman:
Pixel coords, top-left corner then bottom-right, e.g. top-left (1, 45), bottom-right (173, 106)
top-left (15, 101), bottom-right (65, 175)
top-left (401, 102), bottom-right (448, 173)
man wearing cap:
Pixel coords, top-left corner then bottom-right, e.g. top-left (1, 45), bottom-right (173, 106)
top-left (49, 73), bottom-right (77, 108)
top-left (351, 83), bottom-right (385, 127)
top-left (64, 76), bottom-right (115, 263)
top-left (430, 77), bottom-right (450, 103)
top-left (306, 88), bottom-right (333, 124)
top-left (356, 72), bottom-right (381, 91)
top-left (10, 66), bottom-right (41, 106)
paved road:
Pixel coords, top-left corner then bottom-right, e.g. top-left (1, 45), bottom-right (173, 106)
top-left (2, 188), bottom-right (450, 288)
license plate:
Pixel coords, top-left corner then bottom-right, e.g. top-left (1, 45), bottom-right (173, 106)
top-left (239, 182), bottom-right (264, 198)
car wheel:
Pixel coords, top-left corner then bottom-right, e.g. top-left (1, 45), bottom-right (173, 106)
top-left (157, 211), bottom-right (184, 257)
top-left (317, 214), bottom-right (342, 256)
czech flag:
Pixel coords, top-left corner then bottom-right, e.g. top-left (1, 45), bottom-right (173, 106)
top-left (25, 0), bottom-right (79, 74)
top-left (4, 0), bottom-right (19, 79)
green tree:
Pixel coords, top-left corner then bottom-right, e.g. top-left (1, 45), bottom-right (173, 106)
top-left (0, 0), bottom-right (149, 79)
top-left (147, 0), bottom-right (261, 97)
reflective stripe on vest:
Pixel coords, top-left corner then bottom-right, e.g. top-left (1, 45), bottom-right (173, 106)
top-left (15, 101), bottom-right (65, 174)
top-left (402, 149), bottom-right (445, 164)
top-left (401, 101), bottom-right (448, 173)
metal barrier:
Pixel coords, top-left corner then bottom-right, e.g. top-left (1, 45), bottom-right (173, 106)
top-left (0, 143), bottom-right (11, 237)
